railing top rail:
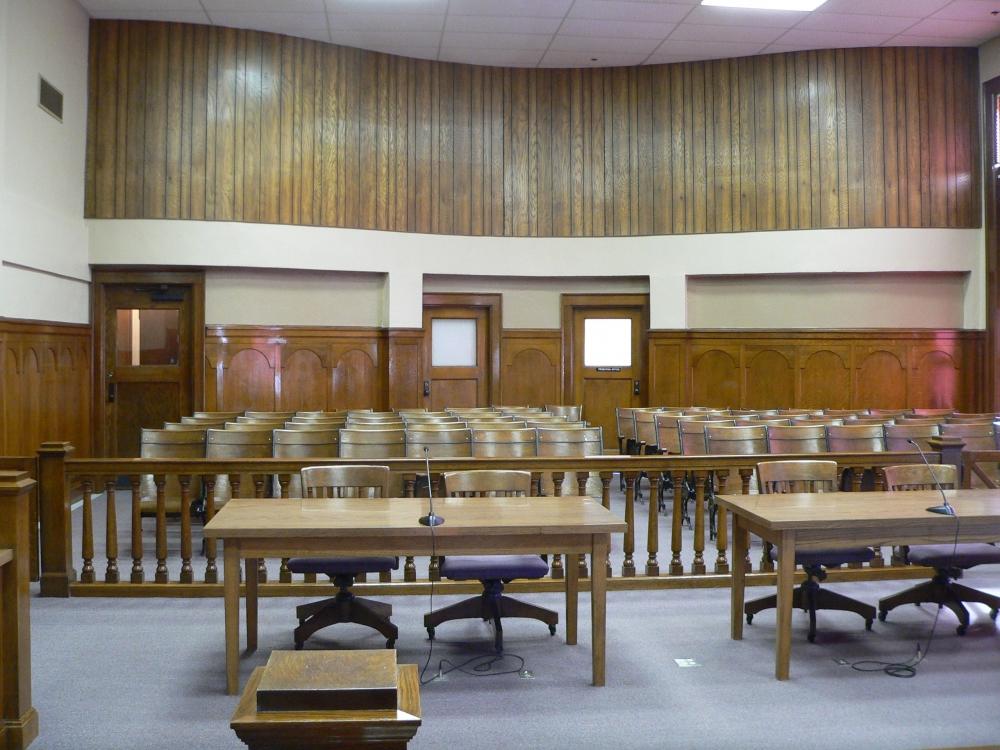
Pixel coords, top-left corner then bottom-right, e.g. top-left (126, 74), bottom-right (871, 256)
top-left (959, 449), bottom-right (1000, 489)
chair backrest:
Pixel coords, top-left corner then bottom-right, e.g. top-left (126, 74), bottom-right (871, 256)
top-left (345, 420), bottom-right (405, 430)
top-left (826, 424), bottom-right (885, 453)
top-left (205, 428), bottom-right (273, 458)
top-left (193, 411), bottom-right (243, 420)
top-left (911, 408), bottom-right (954, 417)
top-left (653, 413), bottom-right (683, 454)
top-left (499, 406), bottom-right (545, 415)
top-left (404, 422), bottom-right (468, 432)
top-left (882, 463), bottom-right (957, 491)
top-left (470, 428), bottom-right (538, 458)
top-left (823, 409), bottom-right (864, 417)
top-left (884, 423), bottom-right (940, 451)
top-left (405, 428), bottom-right (472, 458)
top-left (894, 416), bottom-right (944, 426)
top-left (545, 404), bottom-right (583, 421)
top-left (396, 408), bottom-right (428, 416)
top-left (402, 415), bottom-right (462, 425)
top-left (616, 407), bottom-right (638, 442)
top-left (845, 415), bottom-right (895, 425)
top-left (633, 408), bottom-right (664, 449)
top-left (348, 413), bottom-right (398, 423)
top-left (346, 408), bottom-right (375, 416)
top-left (443, 469), bottom-right (531, 496)
top-left (296, 410), bottom-right (348, 418)
top-left (765, 424), bottom-right (827, 454)
top-left (282, 421), bottom-right (345, 431)
top-left (940, 422), bottom-right (997, 450)
top-left (746, 417), bottom-right (793, 426)
top-left (180, 415), bottom-right (229, 428)
top-left (869, 409), bottom-right (912, 417)
top-left (791, 416), bottom-right (844, 426)
top-left (338, 428), bottom-right (405, 458)
top-left (777, 409), bottom-right (821, 416)
top-left (946, 415), bottom-right (997, 424)
top-left (465, 419), bottom-right (526, 429)
top-left (679, 419), bottom-right (735, 455)
top-left (290, 415), bottom-right (347, 424)
top-left (704, 425), bottom-right (767, 455)
top-left (140, 428), bottom-right (205, 458)
top-left (162, 422), bottom-right (209, 436)
top-left (535, 427), bottom-right (603, 457)
top-left (244, 411), bottom-right (295, 420)
top-left (756, 459), bottom-right (839, 493)
top-left (300, 465), bottom-right (391, 498)
top-left (273, 429), bottom-right (339, 458)
top-left (223, 421), bottom-right (277, 432)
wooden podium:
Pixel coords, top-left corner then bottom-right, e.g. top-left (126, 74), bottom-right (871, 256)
top-left (231, 651), bottom-right (421, 749)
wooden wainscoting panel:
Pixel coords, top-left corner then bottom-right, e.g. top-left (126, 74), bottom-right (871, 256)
top-left (0, 320), bottom-right (92, 456)
top-left (280, 347), bottom-right (327, 412)
top-left (647, 338), bottom-right (683, 407)
top-left (743, 346), bottom-right (795, 409)
top-left (689, 345), bottom-right (741, 409)
top-left (500, 330), bottom-right (561, 407)
top-left (86, 21), bottom-right (982, 238)
top-left (854, 345), bottom-right (908, 410)
top-left (798, 346), bottom-right (852, 409)
top-left (387, 329), bottom-right (423, 409)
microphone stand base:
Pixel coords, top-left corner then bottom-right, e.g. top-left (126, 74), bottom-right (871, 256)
top-left (419, 514), bottom-right (445, 527)
top-left (926, 505), bottom-right (955, 516)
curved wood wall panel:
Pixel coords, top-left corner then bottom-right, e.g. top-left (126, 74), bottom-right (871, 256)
top-left (0, 321), bottom-right (92, 456)
top-left (648, 330), bottom-right (982, 411)
top-left (500, 331), bottom-right (561, 407)
top-left (84, 20), bottom-right (980, 237)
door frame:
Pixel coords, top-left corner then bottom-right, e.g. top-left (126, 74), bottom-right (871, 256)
top-left (983, 76), bottom-right (1000, 411)
top-left (91, 267), bottom-right (205, 456)
top-left (422, 293), bottom-right (502, 406)
top-left (560, 293), bottom-right (650, 406)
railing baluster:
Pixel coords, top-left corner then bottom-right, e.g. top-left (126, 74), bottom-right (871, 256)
top-left (230, 474), bottom-right (241, 498)
top-left (154, 475), bottom-right (168, 583)
top-left (549, 471), bottom-right (566, 580)
top-left (81, 478), bottom-right (94, 584)
top-left (179, 475), bottom-right (193, 584)
top-left (204, 477), bottom-right (218, 583)
top-left (278, 475), bottom-right (290, 498)
top-left (600, 472), bottom-right (613, 577)
top-left (253, 475), bottom-right (266, 498)
top-left (714, 470), bottom-right (729, 574)
top-left (738, 469), bottom-right (753, 572)
top-left (576, 473), bottom-right (589, 578)
top-left (402, 475), bottom-right (416, 583)
top-left (646, 473), bottom-right (660, 576)
top-left (621, 472), bottom-right (636, 577)
top-left (669, 470), bottom-right (684, 575)
top-left (692, 470), bottom-right (707, 575)
top-left (130, 477), bottom-right (144, 583)
top-left (104, 479), bottom-right (119, 583)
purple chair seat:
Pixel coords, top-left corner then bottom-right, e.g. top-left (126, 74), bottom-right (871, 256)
top-left (770, 546), bottom-right (875, 568)
top-left (440, 555), bottom-right (548, 581)
top-left (287, 556), bottom-right (398, 576)
top-left (907, 543), bottom-right (1000, 569)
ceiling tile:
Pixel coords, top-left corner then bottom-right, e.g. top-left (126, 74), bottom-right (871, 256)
top-left (79, 0), bottom-right (205, 10)
top-left (884, 34), bottom-right (977, 46)
top-left (549, 35), bottom-right (663, 53)
top-left (902, 17), bottom-right (1000, 39)
top-left (933, 0), bottom-right (1000, 22)
top-left (203, 0), bottom-right (324, 11)
top-left (559, 18), bottom-right (676, 39)
top-left (796, 12), bottom-right (921, 34)
top-left (447, 0), bottom-right (573, 17)
top-left (569, 1), bottom-right (693, 23)
top-left (85, 9), bottom-right (211, 22)
top-left (774, 28), bottom-right (895, 47)
top-left (328, 13), bottom-right (444, 32)
top-left (327, 29), bottom-right (442, 48)
top-left (441, 49), bottom-right (545, 66)
top-left (445, 15), bottom-right (565, 34)
top-left (207, 11), bottom-right (330, 39)
top-left (681, 5), bottom-right (808, 29)
top-left (817, 0), bottom-right (951, 13)
top-left (654, 39), bottom-right (767, 57)
top-left (540, 50), bottom-right (649, 67)
top-left (441, 32), bottom-right (552, 51)
top-left (325, 0), bottom-right (448, 14)
top-left (669, 23), bottom-right (786, 44)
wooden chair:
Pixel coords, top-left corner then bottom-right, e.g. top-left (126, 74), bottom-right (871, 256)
top-left (912, 408), bottom-right (954, 417)
top-left (401, 415), bottom-right (461, 424)
top-left (946, 415), bottom-right (998, 424)
top-left (704, 425), bottom-right (767, 455)
top-left (940, 422), bottom-right (997, 450)
top-left (139, 428), bottom-right (205, 516)
top-left (633, 408), bottom-right (665, 453)
top-left (339, 428), bottom-right (405, 459)
top-left (869, 408), bottom-right (912, 418)
top-left (827, 424), bottom-right (885, 452)
top-left (894, 416), bottom-right (944, 426)
top-left (766, 424), bottom-right (827, 454)
top-left (404, 427), bottom-right (472, 458)
top-left (465, 419), bottom-right (525, 429)
top-left (824, 409), bottom-right (865, 417)
top-left (615, 407), bottom-right (640, 455)
top-left (296, 410), bottom-right (348, 418)
top-left (273, 429), bottom-right (339, 497)
top-left (193, 411), bottom-right (243, 420)
top-left (471, 428), bottom-right (537, 458)
top-left (884, 423), bottom-right (940, 451)
top-left (791, 417), bottom-right (844, 426)
top-left (679, 419), bottom-right (735, 455)
top-left (287, 465), bottom-right (399, 649)
top-left (244, 411), bottom-right (296, 420)
top-left (180, 415), bottom-right (230, 428)
top-left (535, 426), bottom-right (603, 501)
top-left (845, 415), bottom-right (895, 425)
top-left (745, 460), bottom-right (876, 642)
top-left (878, 464), bottom-right (1000, 635)
top-left (206, 428), bottom-right (274, 503)
top-left (545, 404), bottom-right (583, 421)
top-left (498, 406), bottom-right (544, 416)
top-left (653, 413), bottom-right (683, 454)
top-left (424, 470), bottom-right (556, 652)
top-left (224, 421), bottom-right (278, 431)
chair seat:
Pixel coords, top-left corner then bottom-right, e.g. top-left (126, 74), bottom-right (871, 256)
top-left (907, 543), bottom-right (1000, 569)
top-left (440, 555), bottom-right (549, 581)
top-left (770, 546), bottom-right (875, 567)
top-left (287, 556), bottom-right (398, 575)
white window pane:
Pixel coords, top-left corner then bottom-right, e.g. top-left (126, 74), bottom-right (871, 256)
top-left (432, 318), bottom-right (477, 366)
top-left (584, 318), bottom-right (631, 367)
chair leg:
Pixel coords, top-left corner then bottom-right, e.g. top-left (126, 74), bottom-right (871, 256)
top-left (810, 587), bottom-right (876, 629)
top-left (424, 595), bottom-right (491, 631)
top-left (878, 579), bottom-right (942, 618)
top-left (949, 582), bottom-right (1000, 614)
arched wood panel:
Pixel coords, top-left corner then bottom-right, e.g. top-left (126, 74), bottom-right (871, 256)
top-left (799, 349), bottom-right (851, 409)
top-left (503, 349), bottom-right (559, 408)
top-left (911, 349), bottom-right (959, 408)
top-left (222, 348), bottom-right (276, 411)
top-left (280, 348), bottom-right (327, 412)
top-left (856, 349), bottom-right (907, 409)
top-left (744, 348), bottom-right (794, 408)
top-left (331, 349), bottom-right (378, 409)
top-left (691, 348), bottom-right (740, 408)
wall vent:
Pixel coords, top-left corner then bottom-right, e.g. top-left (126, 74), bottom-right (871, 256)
top-left (38, 76), bottom-right (63, 122)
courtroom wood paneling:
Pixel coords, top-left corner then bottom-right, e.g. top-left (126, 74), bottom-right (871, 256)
top-left (500, 330), bottom-right (561, 407)
top-left (0, 320), bottom-right (92, 456)
top-left (205, 327), bottom-right (388, 413)
top-left (647, 330), bottom-right (984, 412)
top-left (85, 20), bottom-right (982, 237)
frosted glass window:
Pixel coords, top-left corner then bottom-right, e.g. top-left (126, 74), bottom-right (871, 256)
top-left (432, 318), bottom-right (477, 366)
top-left (584, 318), bottom-right (631, 367)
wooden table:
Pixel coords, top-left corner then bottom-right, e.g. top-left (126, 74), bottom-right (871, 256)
top-left (717, 489), bottom-right (1000, 681)
top-left (204, 496), bottom-right (626, 694)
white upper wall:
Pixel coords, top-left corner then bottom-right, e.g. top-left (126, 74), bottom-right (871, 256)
top-left (981, 35), bottom-right (1000, 82)
top-left (0, 0), bottom-right (90, 324)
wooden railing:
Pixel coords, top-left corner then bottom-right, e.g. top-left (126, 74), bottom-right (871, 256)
top-left (1, 471), bottom-right (39, 748)
top-left (33, 439), bottom-right (969, 598)
top-left (962, 449), bottom-right (1000, 488)
top-left (0, 458), bottom-right (38, 583)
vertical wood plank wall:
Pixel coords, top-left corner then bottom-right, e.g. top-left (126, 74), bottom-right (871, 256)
top-left (85, 20), bottom-right (981, 236)
top-left (0, 321), bottom-right (92, 456)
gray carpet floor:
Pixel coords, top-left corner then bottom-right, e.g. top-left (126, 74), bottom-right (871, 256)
top-left (29, 477), bottom-right (1000, 749)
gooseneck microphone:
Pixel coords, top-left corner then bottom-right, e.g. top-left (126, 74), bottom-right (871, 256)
top-left (418, 446), bottom-right (445, 527)
top-left (907, 438), bottom-right (955, 517)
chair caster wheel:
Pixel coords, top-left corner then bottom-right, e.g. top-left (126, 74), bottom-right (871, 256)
top-left (990, 607), bottom-right (998, 621)
top-left (956, 624), bottom-right (967, 636)
top-left (426, 627), bottom-right (435, 640)
top-left (746, 614), bottom-right (753, 625)
top-left (294, 641), bottom-right (304, 651)
top-left (865, 618), bottom-right (874, 631)
top-left (878, 610), bottom-right (888, 622)
top-left (549, 624), bottom-right (556, 636)
top-left (386, 639), bottom-right (396, 649)
top-left (807, 633), bottom-right (816, 644)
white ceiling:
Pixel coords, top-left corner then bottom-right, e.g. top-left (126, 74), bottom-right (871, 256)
top-left (78, 0), bottom-right (1000, 68)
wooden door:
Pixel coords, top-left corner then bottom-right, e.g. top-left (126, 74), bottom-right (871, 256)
top-left (422, 306), bottom-right (489, 410)
top-left (564, 296), bottom-right (648, 450)
top-left (93, 272), bottom-right (204, 457)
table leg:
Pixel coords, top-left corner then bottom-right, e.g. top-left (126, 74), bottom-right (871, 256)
top-left (245, 558), bottom-right (258, 653)
top-left (775, 530), bottom-right (795, 681)
top-left (591, 534), bottom-right (609, 687)
top-left (565, 548), bottom-right (578, 646)
top-left (223, 542), bottom-right (240, 695)
top-left (730, 514), bottom-right (747, 640)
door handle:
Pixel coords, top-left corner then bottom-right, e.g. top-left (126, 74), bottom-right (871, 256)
top-left (633, 380), bottom-right (640, 396)
top-left (107, 382), bottom-right (117, 403)
top-left (423, 380), bottom-right (430, 397)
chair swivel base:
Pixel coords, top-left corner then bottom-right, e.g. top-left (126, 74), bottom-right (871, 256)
top-left (424, 590), bottom-right (558, 653)
top-left (745, 581), bottom-right (875, 643)
top-left (877, 574), bottom-right (1000, 636)
top-left (293, 590), bottom-right (398, 650)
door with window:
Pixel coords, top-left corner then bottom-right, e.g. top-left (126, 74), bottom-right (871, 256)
top-left (422, 294), bottom-right (500, 410)
top-left (93, 271), bottom-right (204, 457)
top-left (563, 295), bottom-right (648, 450)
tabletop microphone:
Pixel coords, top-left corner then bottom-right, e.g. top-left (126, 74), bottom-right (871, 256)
top-left (418, 446), bottom-right (445, 527)
top-left (907, 438), bottom-right (955, 517)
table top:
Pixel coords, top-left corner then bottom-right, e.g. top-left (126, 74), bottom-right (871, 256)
top-left (204, 496), bottom-right (626, 539)
top-left (716, 489), bottom-right (1000, 531)
top-left (0, 548), bottom-right (11, 567)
